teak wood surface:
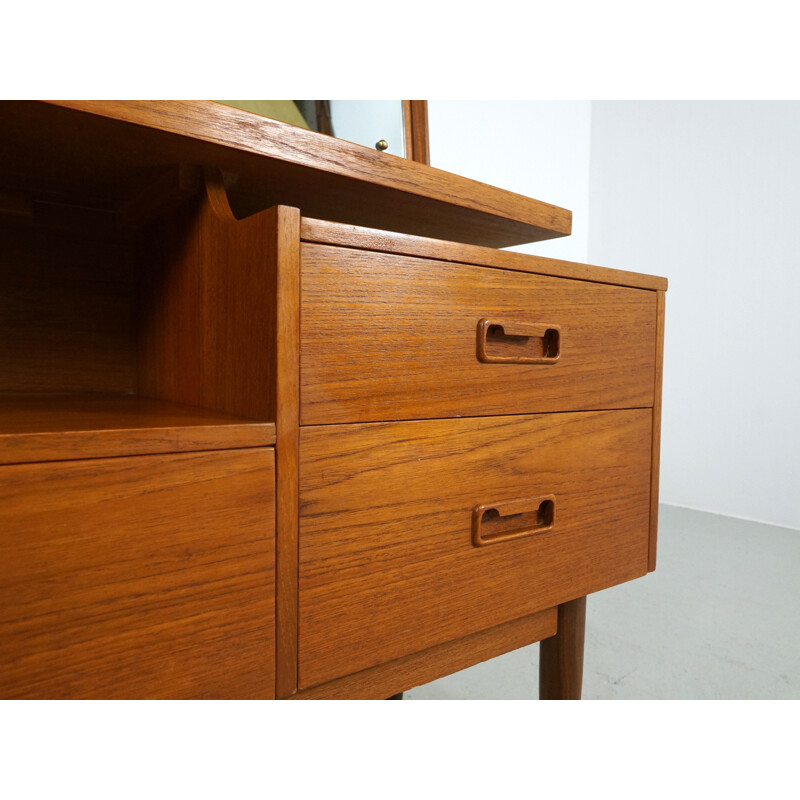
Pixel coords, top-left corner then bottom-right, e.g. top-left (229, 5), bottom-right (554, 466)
top-left (0, 394), bottom-right (274, 466)
top-left (0, 98), bottom-right (668, 699)
top-left (0, 213), bottom-right (137, 395)
top-left (0, 448), bottom-right (275, 699)
top-left (649, 291), bottom-right (666, 572)
top-left (298, 410), bottom-right (652, 689)
top-left (301, 217), bottom-right (667, 292)
top-left (301, 244), bottom-right (657, 425)
top-left (137, 169), bottom-right (277, 423)
top-left (402, 101), bottom-right (430, 166)
top-left (294, 609), bottom-right (556, 700)
top-left (1, 168), bottom-right (279, 445)
top-left (539, 596), bottom-right (587, 700)
top-left (0, 101), bottom-right (570, 248)
top-left (272, 206), bottom-right (302, 699)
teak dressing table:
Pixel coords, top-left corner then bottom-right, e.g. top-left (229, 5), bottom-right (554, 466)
top-left (0, 101), bottom-right (666, 699)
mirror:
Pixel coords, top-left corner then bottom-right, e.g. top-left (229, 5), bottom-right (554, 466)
top-left (327, 101), bottom-right (404, 157)
top-left (216, 100), bottom-right (429, 164)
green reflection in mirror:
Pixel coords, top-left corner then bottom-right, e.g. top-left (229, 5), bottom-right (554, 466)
top-left (217, 100), bottom-right (310, 130)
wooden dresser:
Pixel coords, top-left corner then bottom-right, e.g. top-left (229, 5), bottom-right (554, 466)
top-left (0, 101), bottom-right (666, 699)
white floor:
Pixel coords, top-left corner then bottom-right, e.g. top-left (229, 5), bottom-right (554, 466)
top-left (406, 504), bottom-right (800, 699)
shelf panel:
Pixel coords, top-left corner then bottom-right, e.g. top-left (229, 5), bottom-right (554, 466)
top-left (0, 101), bottom-right (571, 248)
top-left (0, 394), bottom-right (275, 465)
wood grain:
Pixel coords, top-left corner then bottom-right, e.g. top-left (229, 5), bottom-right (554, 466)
top-left (298, 410), bottom-right (652, 689)
top-left (116, 164), bottom-right (202, 230)
top-left (137, 169), bottom-right (276, 421)
top-left (0, 394), bottom-right (274, 465)
top-left (0, 215), bottom-right (136, 394)
top-left (0, 98), bottom-right (668, 701)
top-left (293, 609), bottom-right (556, 699)
top-left (301, 217), bottom-right (668, 292)
top-left (649, 290), bottom-right (666, 572)
top-left (1, 168), bottom-right (281, 423)
top-left (272, 205), bottom-right (301, 698)
top-left (0, 448), bottom-right (275, 699)
top-left (403, 101), bottom-right (430, 166)
top-left (301, 244), bottom-right (657, 425)
top-left (0, 101), bottom-right (570, 248)
top-left (539, 596), bottom-right (587, 700)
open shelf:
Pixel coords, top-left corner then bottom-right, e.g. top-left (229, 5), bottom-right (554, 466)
top-left (0, 167), bottom-right (279, 466)
top-left (0, 394), bottom-right (275, 465)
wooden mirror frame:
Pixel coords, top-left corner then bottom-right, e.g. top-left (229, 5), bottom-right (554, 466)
top-left (320, 100), bottom-right (430, 164)
top-left (403, 101), bottom-right (430, 165)
top-left (217, 100), bottom-right (429, 165)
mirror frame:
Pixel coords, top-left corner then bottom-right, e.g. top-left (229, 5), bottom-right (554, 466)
top-left (217, 100), bottom-right (429, 164)
top-left (402, 101), bottom-right (430, 165)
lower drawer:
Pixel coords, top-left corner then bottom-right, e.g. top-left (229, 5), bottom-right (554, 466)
top-left (298, 410), bottom-right (652, 688)
top-left (0, 448), bottom-right (275, 699)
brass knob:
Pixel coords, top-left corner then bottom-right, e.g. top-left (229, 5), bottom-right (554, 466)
top-left (375, 139), bottom-right (389, 151)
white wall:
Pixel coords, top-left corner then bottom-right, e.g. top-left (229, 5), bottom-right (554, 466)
top-left (428, 101), bottom-right (592, 263)
top-left (589, 102), bottom-right (800, 529)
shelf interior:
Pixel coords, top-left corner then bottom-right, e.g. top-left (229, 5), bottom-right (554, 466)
top-left (0, 167), bottom-right (278, 466)
top-left (0, 393), bottom-right (275, 465)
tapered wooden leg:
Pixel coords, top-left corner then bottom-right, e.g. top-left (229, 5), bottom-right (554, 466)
top-left (387, 692), bottom-right (403, 700)
top-left (539, 596), bottom-right (587, 700)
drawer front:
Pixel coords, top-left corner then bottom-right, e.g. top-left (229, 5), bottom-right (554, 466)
top-left (0, 448), bottom-right (275, 699)
top-left (298, 410), bottom-right (652, 689)
top-left (301, 244), bottom-right (657, 424)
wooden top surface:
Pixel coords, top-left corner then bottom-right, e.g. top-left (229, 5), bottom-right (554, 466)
top-left (0, 394), bottom-right (275, 465)
top-left (0, 100), bottom-right (571, 248)
top-left (301, 217), bottom-right (668, 291)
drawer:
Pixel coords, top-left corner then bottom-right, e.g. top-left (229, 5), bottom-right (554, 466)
top-left (0, 448), bottom-right (275, 699)
top-left (298, 410), bottom-right (652, 689)
top-left (301, 244), bottom-right (657, 424)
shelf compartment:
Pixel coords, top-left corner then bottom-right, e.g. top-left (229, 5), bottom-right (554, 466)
top-left (0, 167), bottom-right (281, 465)
top-left (0, 394), bottom-right (275, 465)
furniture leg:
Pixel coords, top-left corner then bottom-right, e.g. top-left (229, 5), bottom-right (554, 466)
top-left (538, 596), bottom-right (587, 700)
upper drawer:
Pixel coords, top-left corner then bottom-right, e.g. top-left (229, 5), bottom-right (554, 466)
top-left (300, 245), bottom-right (657, 424)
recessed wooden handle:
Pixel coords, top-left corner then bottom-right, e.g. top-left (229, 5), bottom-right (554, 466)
top-left (472, 496), bottom-right (555, 547)
top-left (476, 318), bottom-right (561, 364)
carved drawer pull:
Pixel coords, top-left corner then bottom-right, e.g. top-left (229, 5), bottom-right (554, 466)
top-left (472, 495), bottom-right (556, 547)
top-left (476, 318), bottom-right (561, 364)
